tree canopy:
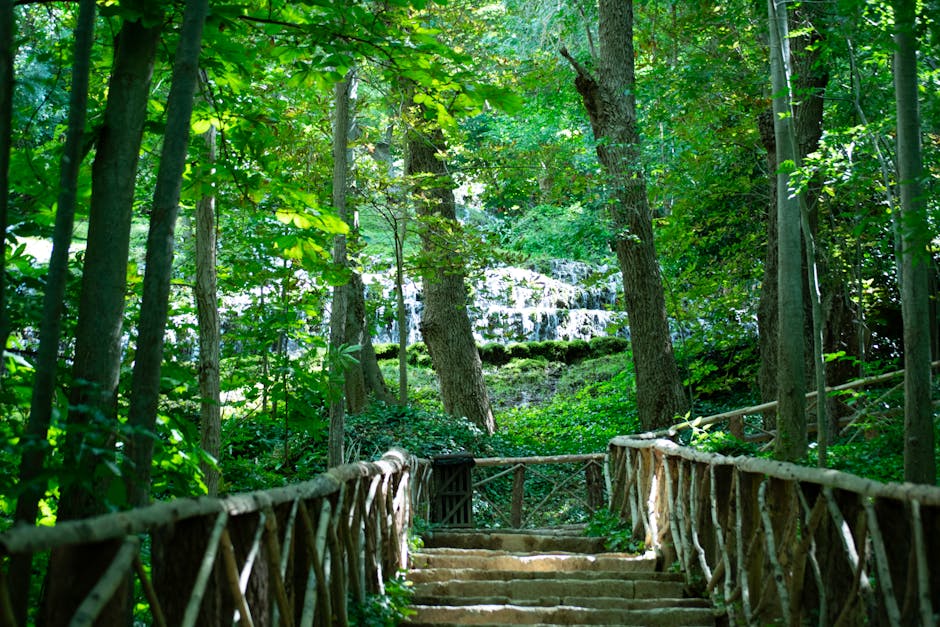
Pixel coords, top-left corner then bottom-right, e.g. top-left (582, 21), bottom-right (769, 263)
top-left (1, 0), bottom-right (937, 536)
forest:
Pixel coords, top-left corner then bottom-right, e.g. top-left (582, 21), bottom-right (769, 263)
top-left (1, 0), bottom-right (939, 562)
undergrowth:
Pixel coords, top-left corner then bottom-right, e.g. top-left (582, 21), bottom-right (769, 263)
top-left (584, 507), bottom-right (645, 553)
top-left (347, 571), bottom-right (415, 626)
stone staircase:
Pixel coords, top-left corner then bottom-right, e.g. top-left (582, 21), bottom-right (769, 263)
top-left (404, 529), bottom-right (716, 626)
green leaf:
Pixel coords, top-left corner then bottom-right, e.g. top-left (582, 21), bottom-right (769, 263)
top-left (192, 118), bottom-right (213, 134)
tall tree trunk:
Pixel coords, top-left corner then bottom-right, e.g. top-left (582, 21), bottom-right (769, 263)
top-left (768, 0), bottom-right (806, 461)
top-left (10, 1), bottom-right (95, 622)
top-left (125, 0), bottom-right (209, 506)
top-left (43, 15), bottom-right (162, 625)
top-left (789, 2), bottom-right (831, 466)
top-left (360, 325), bottom-right (391, 403)
top-left (758, 2), bottom-right (831, 425)
top-left (345, 272), bottom-right (392, 412)
top-left (344, 272), bottom-right (368, 413)
top-left (894, 0), bottom-right (936, 485)
top-left (394, 223), bottom-right (409, 404)
top-left (407, 120), bottom-right (495, 434)
top-left (757, 110), bottom-right (779, 432)
top-left (329, 71), bottom-right (354, 467)
top-left (0, 0), bottom-right (13, 356)
top-left (57, 16), bottom-right (162, 516)
top-left (561, 0), bottom-right (687, 431)
top-left (195, 121), bottom-right (221, 496)
top-left (761, 3), bottom-right (843, 463)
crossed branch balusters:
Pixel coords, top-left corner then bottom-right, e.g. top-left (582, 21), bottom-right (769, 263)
top-left (609, 437), bottom-right (940, 626)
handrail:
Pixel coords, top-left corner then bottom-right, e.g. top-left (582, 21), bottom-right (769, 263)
top-left (609, 436), bottom-right (940, 626)
top-left (644, 360), bottom-right (940, 440)
top-left (473, 453), bottom-right (605, 467)
top-left (0, 449), bottom-right (432, 626)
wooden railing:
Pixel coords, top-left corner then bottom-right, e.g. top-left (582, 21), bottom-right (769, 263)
top-left (646, 361), bottom-right (940, 447)
top-left (466, 454), bottom-right (606, 529)
top-left (0, 449), bottom-right (431, 626)
top-left (609, 436), bottom-right (940, 626)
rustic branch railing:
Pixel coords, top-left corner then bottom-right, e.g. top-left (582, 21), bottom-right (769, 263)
top-left (0, 449), bottom-right (431, 626)
top-left (646, 361), bottom-right (940, 445)
top-left (467, 454), bottom-right (606, 529)
top-left (609, 436), bottom-right (940, 626)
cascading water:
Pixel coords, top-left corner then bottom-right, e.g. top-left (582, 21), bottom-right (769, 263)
top-left (365, 260), bottom-right (628, 345)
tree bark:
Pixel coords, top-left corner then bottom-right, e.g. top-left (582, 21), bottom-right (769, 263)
top-left (894, 0), bottom-right (936, 485)
top-left (407, 118), bottom-right (495, 434)
top-left (394, 223), bottom-right (409, 404)
top-left (561, 0), bottom-right (687, 431)
top-left (789, 1), bottom-right (831, 466)
top-left (345, 272), bottom-right (392, 412)
top-left (0, 0), bottom-right (13, 355)
top-left (344, 272), bottom-right (368, 413)
top-left (57, 15), bottom-right (162, 516)
top-left (44, 15), bottom-right (162, 624)
top-left (195, 121), bottom-right (221, 496)
top-left (758, 2), bottom-right (830, 413)
top-left (757, 109), bottom-right (779, 431)
top-left (10, 1), bottom-right (95, 622)
top-left (125, 0), bottom-right (210, 507)
top-left (768, 0), bottom-right (806, 461)
top-left (329, 71), bottom-right (354, 467)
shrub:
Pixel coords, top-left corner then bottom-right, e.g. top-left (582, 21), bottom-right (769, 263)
top-left (687, 426), bottom-right (759, 457)
top-left (372, 343), bottom-right (398, 361)
top-left (498, 365), bottom-right (640, 456)
top-left (220, 414), bottom-right (328, 493)
top-left (587, 336), bottom-right (630, 357)
top-left (566, 339), bottom-right (592, 363)
top-left (479, 342), bottom-right (511, 366)
top-left (405, 342), bottom-right (431, 367)
top-left (585, 507), bottom-right (645, 553)
top-left (348, 571), bottom-right (415, 626)
top-left (505, 342), bottom-right (531, 361)
top-left (346, 403), bottom-right (491, 460)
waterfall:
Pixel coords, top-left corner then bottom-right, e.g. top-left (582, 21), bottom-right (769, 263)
top-left (365, 260), bottom-right (628, 345)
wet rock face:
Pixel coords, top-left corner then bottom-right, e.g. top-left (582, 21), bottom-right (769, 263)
top-left (366, 260), bottom-right (627, 345)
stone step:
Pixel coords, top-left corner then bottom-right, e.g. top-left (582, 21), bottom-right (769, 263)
top-left (406, 530), bottom-right (715, 626)
top-left (422, 530), bottom-right (609, 553)
top-left (412, 595), bottom-right (711, 611)
top-left (407, 567), bottom-right (684, 585)
top-left (411, 548), bottom-right (657, 573)
top-left (405, 603), bottom-right (717, 625)
top-left (413, 576), bottom-right (688, 600)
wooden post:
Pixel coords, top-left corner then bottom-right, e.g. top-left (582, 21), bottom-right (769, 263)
top-left (510, 465), bottom-right (526, 528)
top-left (586, 461), bottom-right (604, 512)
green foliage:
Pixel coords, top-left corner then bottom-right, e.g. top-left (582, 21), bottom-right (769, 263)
top-left (348, 571), bottom-right (415, 627)
top-left (496, 357), bottom-right (640, 457)
top-left (405, 342), bottom-right (432, 367)
top-left (489, 203), bottom-right (612, 264)
top-left (584, 507), bottom-right (645, 554)
top-left (220, 413), bottom-right (329, 493)
top-left (5, 0), bottom-right (930, 540)
top-left (677, 335), bottom-right (760, 400)
top-left (478, 342), bottom-right (510, 366)
top-left (346, 403), bottom-right (491, 460)
top-left (587, 336), bottom-right (630, 356)
top-left (482, 337), bottom-right (628, 367)
top-left (485, 357), bottom-right (556, 412)
top-left (687, 425), bottom-right (759, 457)
top-left (817, 423), bottom-right (907, 484)
top-left (815, 406), bottom-right (939, 485)
top-left (378, 337), bottom-right (629, 371)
